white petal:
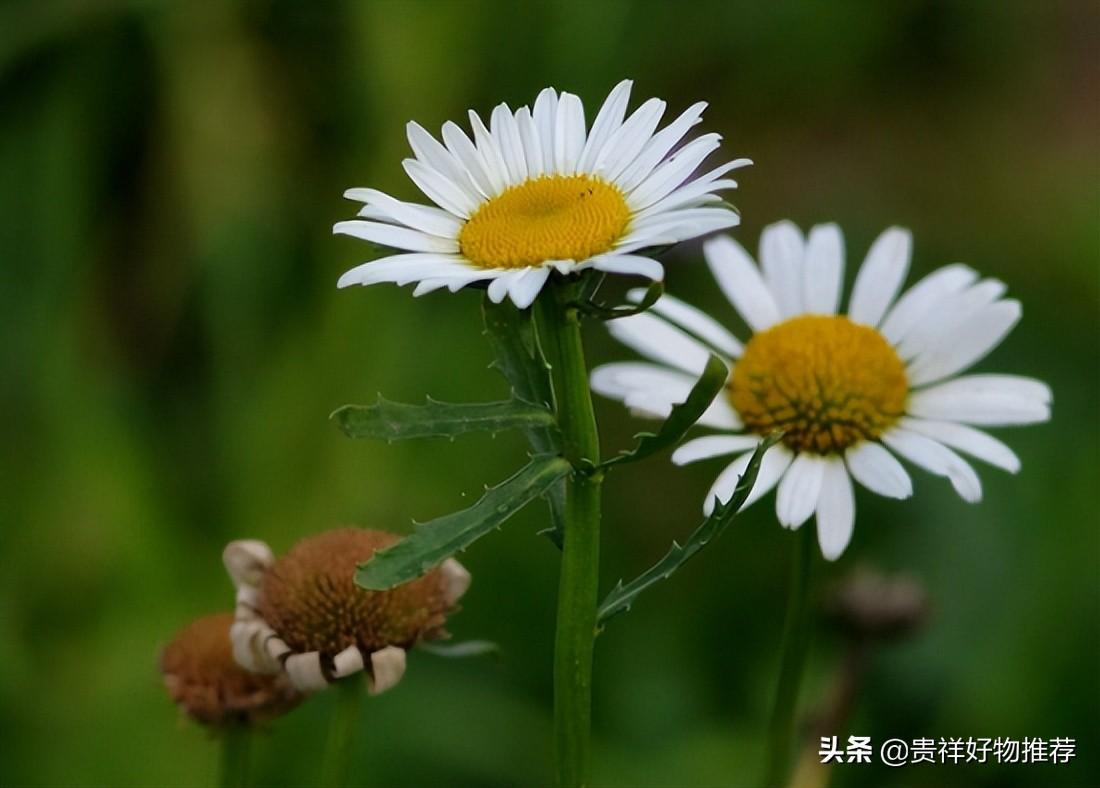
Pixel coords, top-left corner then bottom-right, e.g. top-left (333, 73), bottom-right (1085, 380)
top-left (591, 362), bottom-right (696, 402)
top-left (703, 445), bottom-right (792, 516)
top-left (906, 374), bottom-right (1051, 425)
top-left (606, 312), bottom-right (713, 375)
top-left (672, 434), bottom-right (761, 465)
top-left (285, 652), bottom-right (329, 693)
top-left (333, 220), bottom-right (459, 253)
top-left (879, 263), bottom-right (978, 345)
top-left (402, 159), bottom-right (478, 218)
top-left (815, 459), bottom-right (855, 561)
top-left (775, 453), bottom-right (827, 529)
top-left (590, 254), bottom-right (664, 281)
top-left (343, 188), bottom-right (463, 238)
top-left (467, 110), bottom-right (510, 194)
top-left (337, 254), bottom-right (475, 288)
top-left (487, 271), bottom-right (515, 303)
top-left (367, 646), bottom-right (407, 695)
top-left (899, 417), bottom-right (1020, 473)
top-left (490, 103), bottom-right (528, 183)
top-left (844, 441), bottom-right (913, 499)
top-left (615, 101), bottom-right (706, 193)
top-left (622, 207), bottom-right (740, 245)
top-left (882, 427), bottom-right (982, 502)
top-left (515, 106), bottom-right (545, 177)
top-left (441, 120), bottom-right (493, 199)
top-left (896, 278), bottom-right (1006, 360)
top-left (634, 158), bottom-right (750, 220)
top-left (848, 227), bottom-right (912, 327)
top-left (703, 236), bottom-right (782, 331)
top-left (440, 558), bottom-right (472, 606)
top-left (554, 92), bottom-right (585, 175)
top-left (906, 300), bottom-right (1021, 386)
top-left (802, 223), bottom-right (844, 315)
top-left (405, 121), bottom-right (481, 203)
top-left (595, 98), bottom-right (666, 181)
top-left (506, 266), bottom-right (551, 309)
top-left (579, 79), bottom-right (633, 172)
top-left (626, 288), bottom-right (743, 357)
top-left (626, 133), bottom-right (722, 211)
top-left (222, 539), bottom-right (273, 589)
top-left (532, 87), bottom-right (559, 173)
top-left (332, 645), bottom-right (366, 679)
top-left (759, 220), bottom-right (805, 318)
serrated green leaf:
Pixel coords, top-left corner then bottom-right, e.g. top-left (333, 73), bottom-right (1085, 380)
top-left (596, 432), bottom-right (783, 627)
top-left (597, 354), bottom-right (728, 471)
top-left (332, 395), bottom-right (556, 442)
top-left (356, 454), bottom-right (572, 590)
top-left (417, 640), bottom-right (500, 659)
top-left (482, 295), bottom-right (567, 548)
top-left (572, 279), bottom-right (665, 321)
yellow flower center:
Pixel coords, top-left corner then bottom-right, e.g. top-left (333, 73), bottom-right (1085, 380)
top-left (459, 175), bottom-right (630, 269)
top-left (729, 315), bottom-right (908, 454)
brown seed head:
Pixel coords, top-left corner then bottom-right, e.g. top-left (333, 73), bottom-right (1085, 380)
top-left (160, 612), bottom-right (299, 725)
top-left (257, 528), bottom-right (457, 657)
top-left (825, 568), bottom-right (930, 642)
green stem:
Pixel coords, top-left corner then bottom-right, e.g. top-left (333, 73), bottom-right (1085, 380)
top-left (218, 724), bottom-right (252, 788)
top-left (537, 279), bottom-right (602, 788)
top-left (763, 525), bottom-right (816, 788)
top-left (320, 677), bottom-right (364, 788)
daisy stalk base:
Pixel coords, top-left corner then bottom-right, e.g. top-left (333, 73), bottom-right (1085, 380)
top-left (218, 725), bottom-right (252, 788)
top-left (763, 525), bottom-right (816, 788)
top-left (537, 281), bottom-right (603, 788)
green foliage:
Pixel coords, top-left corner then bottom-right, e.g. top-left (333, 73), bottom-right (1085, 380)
top-left (597, 433), bottom-right (783, 627)
top-left (331, 395), bottom-right (556, 442)
top-left (573, 279), bottom-right (665, 321)
top-left (597, 354), bottom-right (729, 471)
top-left (356, 455), bottom-right (572, 590)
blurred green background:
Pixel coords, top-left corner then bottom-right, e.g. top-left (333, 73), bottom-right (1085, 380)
top-left (1, 1), bottom-right (1097, 786)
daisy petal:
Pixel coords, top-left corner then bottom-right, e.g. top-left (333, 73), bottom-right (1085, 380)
top-left (844, 441), bottom-right (912, 499)
top-left (606, 312), bottom-right (713, 375)
top-left (337, 254), bottom-right (474, 288)
top-left (882, 427), bottom-right (983, 503)
top-left (759, 220), bottom-right (805, 318)
top-left (802, 223), bottom-right (844, 314)
top-left (405, 121), bottom-right (481, 202)
top-left (627, 289), bottom-right (743, 357)
top-left (579, 79), bottom-right (632, 172)
top-left (615, 101), bottom-right (707, 192)
top-left (554, 92), bottom-right (586, 175)
top-left (402, 159), bottom-right (477, 218)
top-left (703, 445), bottom-right (791, 516)
top-left (532, 87), bottom-right (559, 174)
top-left (879, 263), bottom-right (978, 345)
top-left (896, 279), bottom-right (1006, 360)
top-left (906, 300), bottom-right (1022, 386)
top-left (816, 458), bottom-right (855, 560)
top-left (514, 106), bottom-right (545, 177)
top-left (906, 374), bottom-right (1052, 426)
top-left (776, 453), bottom-right (827, 529)
top-left (626, 133), bottom-right (722, 211)
top-left (506, 266), bottom-right (550, 309)
top-left (333, 220), bottom-right (459, 253)
top-left (467, 110), bottom-right (509, 195)
top-left (595, 98), bottom-right (667, 181)
top-left (703, 236), bottom-right (782, 331)
top-left (441, 121), bottom-right (493, 198)
top-left (343, 188), bottom-right (463, 238)
top-left (490, 103), bottom-right (528, 182)
top-left (486, 271), bottom-right (514, 304)
top-left (591, 362), bottom-right (740, 429)
top-left (899, 417), bottom-right (1020, 473)
top-left (672, 434), bottom-right (761, 465)
top-left (590, 254), bottom-right (664, 281)
top-left (848, 227), bottom-right (912, 327)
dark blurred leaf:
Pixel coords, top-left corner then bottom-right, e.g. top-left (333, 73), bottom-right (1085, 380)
top-left (332, 395), bottom-right (556, 442)
top-left (418, 640), bottom-right (501, 659)
top-left (573, 279), bottom-right (664, 321)
top-left (482, 294), bottom-right (567, 548)
top-left (596, 354), bottom-right (728, 471)
top-left (356, 454), bottom-right (572, 590)
top-left (597, 433), bottom-right (783, 627)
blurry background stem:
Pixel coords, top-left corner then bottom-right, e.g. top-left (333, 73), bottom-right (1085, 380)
top-left (763, 525), bottom-right (816, 787)
top-left (537, 279), bottom-right (603, 787)
top-left (218, 724), bottom-right (252, 788)
top-left (320, 677), bottom-right (364, 788)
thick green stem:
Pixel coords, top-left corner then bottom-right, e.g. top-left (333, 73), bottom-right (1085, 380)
top-left (320, 677), bottom-right (364, 788)
top-left (537, 280), bottom-right (602, 788)
top-left (218, 724), bottom-right (252, 788)
top-left (763, 525), bottom-right (816, 788)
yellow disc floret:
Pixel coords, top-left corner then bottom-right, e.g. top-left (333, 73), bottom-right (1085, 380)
top-left (459, 175), bottom-right (630, 269)
top-left (730, 315), bottom-right (908, 454)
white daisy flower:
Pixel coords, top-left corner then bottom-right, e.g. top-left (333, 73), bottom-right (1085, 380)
top-left (591, 222), bottom-right (1052, 560)
top-left (334, 80), bottom-right (749, 308)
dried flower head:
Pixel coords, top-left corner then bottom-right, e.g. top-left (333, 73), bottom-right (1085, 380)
top-left (160, 612), bottom-right (300, 726)
top-left (224, 528), bottom-right (470, 694)
top-left (825, 567), bottom-right (930, 641)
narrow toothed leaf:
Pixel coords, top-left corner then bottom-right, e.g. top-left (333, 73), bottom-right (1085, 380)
top-left (597, 354), bottom-right (728, 471)
top-left (573, 279), bottom-right (665, 321)
top-left (332, 395), bottom-right (556, 441)
top-left (596, 433), bottom-right (781, 626)
top-left (356, 455), bottom-right (572, 590)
